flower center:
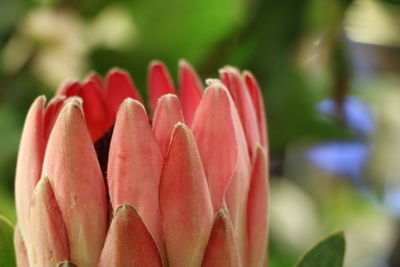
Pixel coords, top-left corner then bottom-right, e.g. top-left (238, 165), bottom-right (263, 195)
top-left (94, 125), bottom-right (114, 178)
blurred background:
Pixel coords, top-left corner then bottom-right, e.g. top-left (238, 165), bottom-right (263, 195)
top-left (2, 0), bottom-right (400, 266)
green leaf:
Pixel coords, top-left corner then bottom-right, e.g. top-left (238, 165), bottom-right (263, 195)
top-left (294, 231), bottom-right (345, 267)
top-left (0, 215), bottom-right (15, 267)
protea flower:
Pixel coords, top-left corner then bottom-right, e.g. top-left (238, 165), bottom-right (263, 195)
top-left (14, 60), bottom-right (268, 267)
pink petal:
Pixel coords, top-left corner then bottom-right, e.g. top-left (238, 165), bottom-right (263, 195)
top-left (14, 226), bottom-right (29, 267)
top-left (29, 177), bottom-right (70, 267)
top-left (148, 61), bottom-right (176, 111)
top-left (246, 145), bottom-right (269, 267)
top-left (220, 67), bottom-right (260, 154)
top-left (152, 94), bottom-right (184, 156)
top-left (179, 60), bottom-right (202, 126)
top-left (243, 71), bottom-right (268, 147)
top-left (15, 96), bottom-right (46, 245)
top-left (41, 99), bottom-right (108, 267)
top-left (193, 80), bottom-right (251, 258)
top-left (159, 123), bottom-right (213, 267)
top-left (108, 98), bottom-right (163, 251)
top-left (98, 205), bottom-right (162, 267)
top-left (106, 69), bottom-right (142, 117)
top-left (44, 96), bottom-right (65, 141)
top-left (191, 83), bottom-right (238, 211)
top-left (201, 210), bottom-right (242, 267)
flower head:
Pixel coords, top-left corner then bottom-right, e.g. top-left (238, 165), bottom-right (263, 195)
top-left (14, 60), bottom-right (268, 267)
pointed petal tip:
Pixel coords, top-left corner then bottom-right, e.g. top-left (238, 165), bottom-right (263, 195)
top-left (178, 59), bottom-right (189, 67)
top-left (59, 97), bottom-right (84, 119)
top-left (219, 66), bottom-right (240, 75)
top-left (64, 96), bottom-right (83, 107)
top-left (215, 208), bottom-right (229, 220)
top-left (170, 122), bottom-right (191, 144)
top-left (254, 143), bottom-right (266, 156)
top-left (84, 71), bottom-right (101, 82)
top-left (242, 70), bottom-right (254, 78)
top-left (158, 93), bottom-right (179, 102)
top-left (205, 79), bottom-right (228, 91)
top-left (106, 67), bottom-right (134, 82)
top-left (57, 261), bottom-right (77, 267)
top-left (119, 97), bottom-right (146, 113)
top-left (107, 66), bottom-right (128, 75)
top-left (149, 60), bottom-right (166, 69)
top-left (35, 94), bottom-right (47, 104)
top-left (173, 121), bottom-right (189, 132)
top-left (202, 82), bottom-right (231, 102)
top-left (121, 96), bottom-right (142, 106)
top-left (99, 202), bottom-right (162, 267)
top-left (178, 59), bottom-right (195, 71)
top-left (114, 204), bottom-right (137, 215)
top-left (28, 95), bottom-right (46, 113)
top-left (149, 60), bottom-right (169, 74)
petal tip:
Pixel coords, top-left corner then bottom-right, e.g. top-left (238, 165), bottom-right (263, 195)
top-left (149, 60), bottom-right (166, 70)
top-left (173, 121), bottom-right (189, 132)
top-left (159, 93), bottom-right (179, 101)
top-left (115, 204), bottom-right (137, 215)
top-left (215, 208), bottom-right (229, 221)
top-left (178, 59), bottom-right (189, 67)
top-left (63, 97), bottom-right (83, 115)
top-left (205, 79), bottom-right (227, 90)
top-left (219, 66), bottom-right (240, 75)
top-left (119, 98), bottom-right (146, 114)
top-left (107, 67), bottom-right (127, 75)
top-left (178, 59), bottom-right (195, 71)
top-left (57, 261), bottom-right (77, 267)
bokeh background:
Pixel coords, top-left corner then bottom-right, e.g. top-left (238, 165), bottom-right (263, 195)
top-left (2, 0), bottom-right (400, 266)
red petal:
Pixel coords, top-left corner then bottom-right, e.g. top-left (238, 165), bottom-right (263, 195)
top-left (29, 177), bottom-right (70, 267)
top-left (159, 123), bottom-right (213, 267)
top-left (106, 69), bottom-right (142, 117)
top-left (88, 73), bottom-right (105, 97)
top-left (56, 81), bottom-right (81, 97)
top-left (98, 205), bottom-right (162, 267)
top-left (152, 94), bottom-right (184, 156)
top-left (15, 96), bottom-right (46, 245)
top-left (80, 80), bottom-right (112, 141)
top-left (14, 226), bottom-right (29, 267)
top-left (148, 61), bottom-right (176, 111)
top-left (244, 71), bottom-right (268, 147)
top-left (41, 99), bottom-right (108, 266)
top-left (220, 67), bottom-right (260, 154)
top-left (179, 60), bottom-right (202, 126)
top-left (191, 84), bottom-right (238, 211)
top-left (108, 98), bottom-right (163, 251)
top-left (246, 145), bottom-right (269, 267)
top-left (201, 210), bottom-right (242, 267)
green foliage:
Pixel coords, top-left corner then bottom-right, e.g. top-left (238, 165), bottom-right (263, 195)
top-left (380, 0), bottom-right (400, 5)
top-left (294, 231), bottom-right (345, 267)
top-left (89, 0), bottom-right (245, 92)
top-left (0, 216), bottom-right (15, 267)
